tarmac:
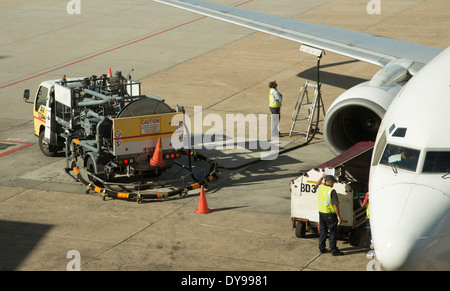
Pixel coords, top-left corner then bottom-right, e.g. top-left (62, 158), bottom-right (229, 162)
top-left (0, 0), bottom-right (449, 273)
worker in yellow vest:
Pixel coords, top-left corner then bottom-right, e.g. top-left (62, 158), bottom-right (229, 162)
top-left (268, 81), bottom-right (282, 137)
top-left (360, 192), bottom-right (373, 250)
top-left (315, 173), bottom-right (344, 256)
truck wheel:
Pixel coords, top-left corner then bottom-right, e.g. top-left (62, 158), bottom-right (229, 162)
top-left (295, 221), bottom-right (307, 238)
top-left (86, 156), bottom-right (105, 187)
top-left (39, 130), bottom-right (57, 157)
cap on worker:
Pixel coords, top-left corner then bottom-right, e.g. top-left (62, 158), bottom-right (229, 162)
top-left (268, 81), bottom-right (277, 88)
top-left (324, 175), bottom-right (337, 182)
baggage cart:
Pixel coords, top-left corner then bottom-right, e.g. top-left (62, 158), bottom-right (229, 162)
top-left (290, 142), bottom-right (373, 246)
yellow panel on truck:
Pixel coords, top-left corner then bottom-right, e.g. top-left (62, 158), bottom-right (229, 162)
top-left (112, 112), bottom-right (183, 156)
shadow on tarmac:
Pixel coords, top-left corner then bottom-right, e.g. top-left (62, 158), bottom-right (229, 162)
top-left (0, 220), bottom-right (53, 270)
top-left (297, 60), bottom-right (368, 89)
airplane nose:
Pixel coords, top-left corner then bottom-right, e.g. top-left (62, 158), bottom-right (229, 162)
top-left (374, 228), bottom-right (415, 270)
top-left (370, 183), bottom-right (449, 270)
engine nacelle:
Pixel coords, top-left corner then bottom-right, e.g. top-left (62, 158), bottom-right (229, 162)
top-left (323, 81), bottom-right (402, 155)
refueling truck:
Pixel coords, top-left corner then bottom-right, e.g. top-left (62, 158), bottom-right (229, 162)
top-left (23, 69), bottom-right (188, 187)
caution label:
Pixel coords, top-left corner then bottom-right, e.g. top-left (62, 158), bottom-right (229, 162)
top-left (141, 118), bottom-right (160, 134)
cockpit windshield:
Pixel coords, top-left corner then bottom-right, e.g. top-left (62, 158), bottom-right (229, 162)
top-left (423, 151), bottom-right (450, 173)
top-left (380, 144), bottom-right (420, 172)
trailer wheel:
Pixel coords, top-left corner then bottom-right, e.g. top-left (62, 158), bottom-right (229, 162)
top-left (39, 130), bottom-right (57, 157)
top-left (295, 221), bottom-right (307, 238)
top-left (311, 226), bottom-right (319, 237)
top-left (86, 156), bottom-right (105, 187)
top-left (348, 230), bottom-right (360, 247)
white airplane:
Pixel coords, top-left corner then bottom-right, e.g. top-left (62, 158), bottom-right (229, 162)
top-left (154, 0), bottom-right (450, 270)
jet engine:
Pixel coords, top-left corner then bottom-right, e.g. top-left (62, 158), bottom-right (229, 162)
top-left (323, 82), bottom-right (402, 155)
top-left (323, 59), bottom-right (415, 155)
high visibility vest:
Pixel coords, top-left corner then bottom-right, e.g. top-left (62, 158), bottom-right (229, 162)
top-left (364, 192), bottom-right (370, 219)
top-left (317, 185), bottom-right (336, 214)
top-left (269, 88), bottom-right (281, 108)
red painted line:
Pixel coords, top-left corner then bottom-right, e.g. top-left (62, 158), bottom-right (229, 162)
top-left (0, 0), bottom-right (254, 91)
top-left (234, 0), bottom-right (254, 7)
top-left (0, 16), bottom-right (207, 90)
top-left (113, 131), bottom-right (175, 141)
top-left (0, 141), bottom-right (35, 158)
top-left (34, 116), bottom-right (45, 123)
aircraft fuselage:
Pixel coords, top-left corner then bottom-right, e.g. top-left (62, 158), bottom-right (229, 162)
top-left (369, 47), bottom-right (450, 270)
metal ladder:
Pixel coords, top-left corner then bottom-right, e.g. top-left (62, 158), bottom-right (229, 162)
top-left (289, 80), bottom-right (325, 139)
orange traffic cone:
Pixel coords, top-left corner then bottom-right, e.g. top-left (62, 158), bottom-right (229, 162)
top-left (150, 138), bottom-right (165, 167)
top-left (195, 185), bottom-right (211, 214)
top-left (107, 67), bottom-right (112, 77)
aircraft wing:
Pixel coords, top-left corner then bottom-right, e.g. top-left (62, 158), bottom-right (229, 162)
top-left (154, 0), bottom-right (442, 72)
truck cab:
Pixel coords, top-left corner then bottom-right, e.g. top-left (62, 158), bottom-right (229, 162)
top-left (25, 81), bottom-right (61, 156)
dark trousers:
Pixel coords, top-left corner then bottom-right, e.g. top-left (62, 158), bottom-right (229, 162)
top-left (269, 107), bottom-right (281, 120)
top-left (318, 212), bottom-right (338, 253)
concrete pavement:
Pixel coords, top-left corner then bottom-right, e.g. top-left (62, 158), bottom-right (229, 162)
top-left (0, 0), bottom-right (449, 272)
